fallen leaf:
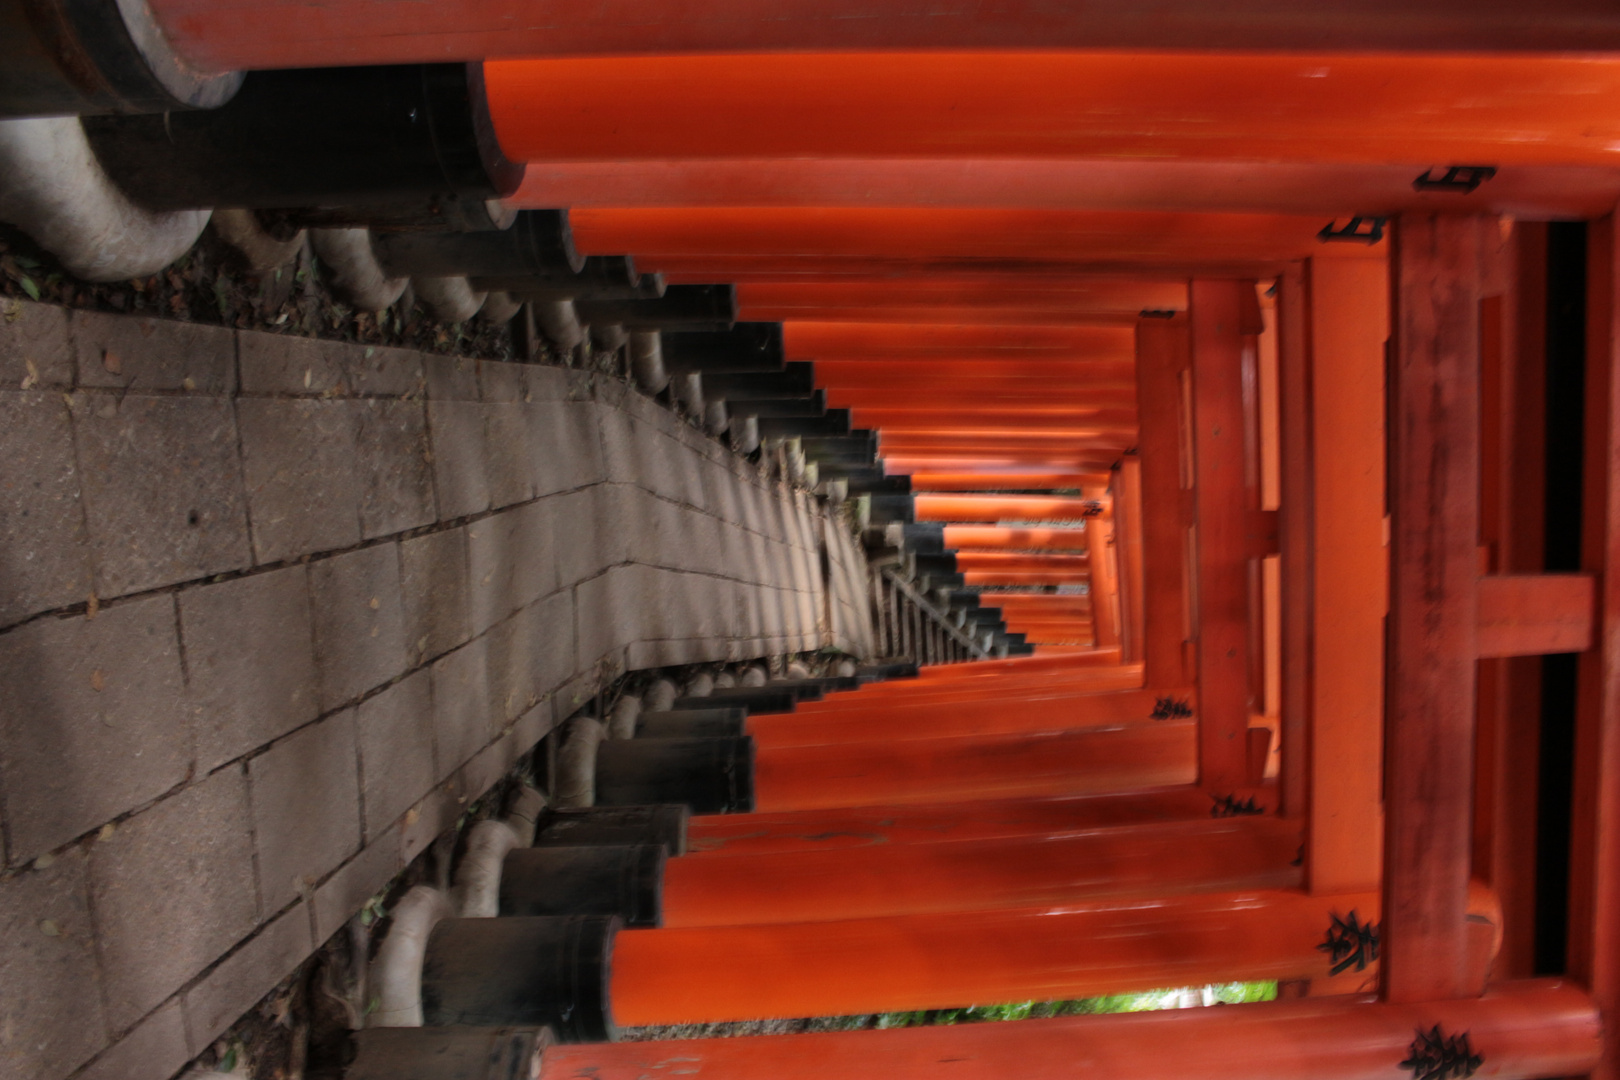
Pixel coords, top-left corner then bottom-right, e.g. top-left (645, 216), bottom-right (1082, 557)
top-left (85, 593), bottom-right (98, 620)
top-left (98, 822), bottom-right (116, 841)
top-left (368, 596), bottom-right (380, 610)
top-left (102, 349), bottom-right (121, 375)
top-left (303, 368), bottom-right (312, 388)
top-left (89, 669), bottom-right (105, 692)
top-left (20, 358), bottom-right (39, 390)
top-left (33, 853), bottom-right (55, 870)
top-left (39, 919), bottom-right (59, 937)
top-left (182, 376), bottom-right (196, 391)
top-left (403, 807), bottom-right (420, 828)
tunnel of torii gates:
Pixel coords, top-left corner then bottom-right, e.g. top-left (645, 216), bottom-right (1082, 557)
top-left (66, 9), bottom-right (1620, 1079)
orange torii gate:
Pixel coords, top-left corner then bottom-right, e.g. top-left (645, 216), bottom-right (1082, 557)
top-left (483, 53), bottom-right (1620, 166)
top-left (130, 3), bottom-right (1620, 72)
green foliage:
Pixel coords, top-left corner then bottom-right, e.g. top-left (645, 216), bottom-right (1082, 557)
top-left (872, 983), bottom-right (1277, 1029)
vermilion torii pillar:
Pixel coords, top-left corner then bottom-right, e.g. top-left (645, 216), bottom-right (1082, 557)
top-left (133, 4), bottom-right (1620, 73)
top-left (1134, 315), bottom-right (1194, 689)
top-left (751, 722), bottom-right (1196, 811)
top-left (1189, 281), bottom-right (1262, 792)
top-left (1382, 215), bottom-right (1493, 1002)
top-left (743, 687), bottom-right (1167, 748)
top-left (653, 816), bottom-right (1301, 928)
top-left (683, 786), bottom-right (1242, 858)
top-left (785, 322), bottom-right (1134, 362)
top-left (482, 54), bottom-right (1620, 166)
top-left (526, 981), bottom-right (1593, 1080)
top-left (604, 888), bottom-right (1496, 1028)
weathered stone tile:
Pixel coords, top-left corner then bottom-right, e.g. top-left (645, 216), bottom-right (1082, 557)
top-left (485, 606), bottom-right (539, 726)
top-left (458, 733), bottom-right (514, 807)
top-left (422, 354), bottom-right (479, 401)
top-left (239, 332), bottom-right (423, 397)
top-left (352, 398), bottom-right (434, 539)
top-left (74, 999), bottom-right (189, 1080)
top-left (484, 401), bottom-right (533, 509)
top-left (627, 637), bottom-right (728, 670)
top-left (89, 768), bottom-right (257, 1032)
top-left (347, 344), bottom-right (427, 398)
top-left (574, 565), bottom-right (636, 673)
top-left (549, 672), bottom-right (600, 727)
top-left (465, 512), bottom-right (515, 638)
top-left (398, 783), bottom-right (460, 866)
top-left (548, 484), bottom-right (634, 587)
top-left (71, 310), bottom-right (235, 393)
top-left (479, 361), bottom-right (526, 403)
top-left (510, 702), bottom-right (553, 759)
top-left (427, 400), bottom-right (490, 520)
top-left (531, 589), bottom-right (575, 697)
top-left (0, 297), bottom-right (74, 388)
top-left (468, 503), bottom-right (555, 636)
top-left (308, 543), bottom-right (407, 711)
top-left (429, 637), bottom-right (490, 777)
top-left (355, 669), bottom-right (435, 842)
top-left (520, 363), bottom-right (567, 403)
top-left (311, 832), bottom-right (400, 943)
top-left (70, 393), bottom-right (251, 595)
top-left (0, 390), bottom-right (93, 626)
top-left (0, 845), bottom-right (107, 1079)
top-left (248, 711), bottom-right (361, 913)
top-left (0, 595), bottom-right (191, 865)
top-left (181, 900), bottom-right (312, 1055)
top-left (527, 400), bottom-right (605, 495)
top-left (180, 565), bottom-right (318, 771)
top-left (596, 408), bottom-right (636, 485)
top-left (236, 397), bottom-right (361, 563)
top-left (399, 526), bottom-right (470, 665)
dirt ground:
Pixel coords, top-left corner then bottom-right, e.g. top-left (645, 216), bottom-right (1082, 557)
top-left (0, 222), bottom-right (526, 364)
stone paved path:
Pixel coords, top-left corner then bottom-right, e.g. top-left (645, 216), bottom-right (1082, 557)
top-left (0, 299), bottom-right (871, 1080)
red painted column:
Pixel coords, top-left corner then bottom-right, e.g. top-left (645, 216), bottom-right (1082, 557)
top-left (139, 4), bottom-right (1620, 73)
top-left (481, 54), bottom-right (1620, 165)
top-left (684, 786), bottom-right (1234, 857)
top-left (1190, 280), bottom-right (1260, 792)
top-left (659, 817), bottom-right (1300, 928)
top-left (610, 887), bottom-right (1411, 1026)
top-left (1134, 317), bottom-right (1194, 689)
top-left (752, 722), bottom-right (1195, 811)
top-left (1381, 214), bottom-right (1496, 1003)
top-left (747, 688), bottom-right (1182, 747)
top-left (550, 981), bottom-right (1596, 1080)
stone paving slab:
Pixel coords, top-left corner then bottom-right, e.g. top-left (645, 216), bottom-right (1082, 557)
top-left (308, 543), bottom-right (409, 711)
top-left (0, 390), bottom-right (93, 624)
top-left (0, 301), bottom-right (869, 1080)
top-left (180, 564), bottom-right (318, 772)
top-left (88, 767), bottom-right (258, 1033)
top-left (0, 595), bottom-right (192, 865)
top-left (71, 393), bottom-right (252, 595)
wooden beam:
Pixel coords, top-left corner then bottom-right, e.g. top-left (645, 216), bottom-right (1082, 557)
top-left (1134, 318), bottom-right (1194, 688)
top-left (1570, 212), bottom-right (1620, 1080)
top-left (1476, 574), bottom-right (1596, 658)
top-left (1115, 458), bottom-right (1147, 664)
top-left (1276, 264), bottom-right (1312, 821)
top-left (1090, 502), bottom-right (1121, 650)
top-left (1306, 255), bottom-right (1389, 898)
top-left (1190, 279), bottom-right (1257, 792)
top-left (1472, 222), bottom-right (1546, 980)
top-left (1381, 213), bottom-right (1496, 1004)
